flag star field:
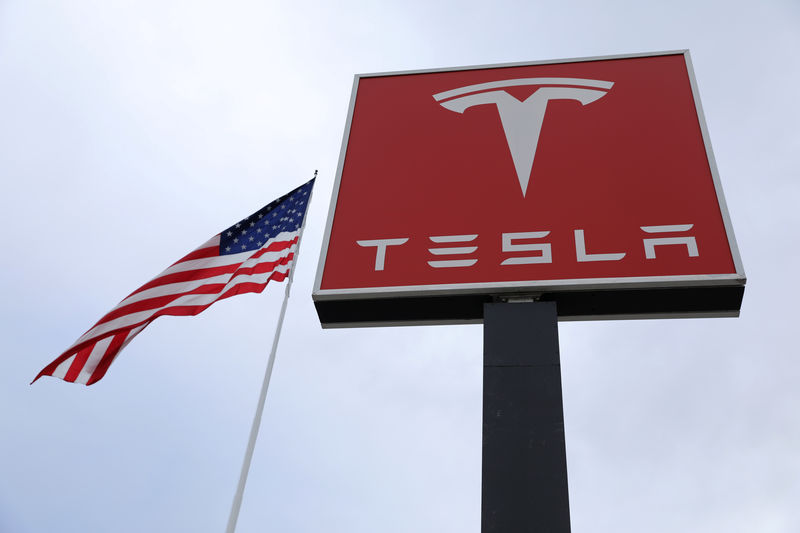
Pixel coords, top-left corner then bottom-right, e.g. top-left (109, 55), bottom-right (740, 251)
top-left (221, 181), bottom-right (312, 255)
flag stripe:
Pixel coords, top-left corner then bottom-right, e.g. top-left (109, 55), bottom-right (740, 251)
top-left (64, 345), bottom-right (94, 382)
top-left (168, 241), bottom-right (221, 264)
top-left (162, 235), bottom-right (293, 277)
top-left (51, 356), bottom-right (73, 380)
top-left (69, 336), bottom-right (113, 383)
top-left (69, 247), bottom-right (296, 347)
top-left (126, 236), bottom-right (296, 297)
top-left (219, 277), bottom-right (288, 300)
top-left (82, 331), bottom-right (133, 385)
top-left (116, 274), bottom-right (236, 309)
top-left (126, 264), bottom-right (242, 298)
top-left (99, 283), bottom-right (232, 325)
top-left (119, 244), bottom-right (296, 307)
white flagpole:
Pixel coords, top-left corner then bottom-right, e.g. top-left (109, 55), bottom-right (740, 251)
top-left (225, 172), bottom-right (316, 533)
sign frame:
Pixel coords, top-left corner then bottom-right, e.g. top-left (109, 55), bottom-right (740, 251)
top-left (313, 50), bottom-right (745, 327)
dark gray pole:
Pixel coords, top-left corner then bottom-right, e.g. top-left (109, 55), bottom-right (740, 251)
top-left (482, 301), bottom-right (571, 532)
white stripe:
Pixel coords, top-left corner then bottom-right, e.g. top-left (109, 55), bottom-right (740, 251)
top-left (160, 249), bottom-right (248, 276)
top-left (73, 325), bottom-right (144, 385)
top-left (82, 261), bottom-right (292, 342)
top-left (118, 324), bottom-right (146, 352)
top-left (237, 243), bottom-right (296, 271)
top-left (223, 260), bottom-right (292, 290)
top-left (51, 355), bottom-right (75, 380)
top-left (118, 274), bottom-right (236, 307)
top-left (77, 240), bottom-right (298, 345)
top-left (68, 244), bottom-right (297, 348)
top-left (73, 336), bottom-right (114, 385)
top-left (117, 244), bottom-right (300, 308)
top-left (132, 231), bottom-right (297, 279)
top-left (145, 235), bottom-right (221, 276)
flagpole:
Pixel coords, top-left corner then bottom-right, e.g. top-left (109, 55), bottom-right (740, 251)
top-left (225, 171), bottom-right (317, 533)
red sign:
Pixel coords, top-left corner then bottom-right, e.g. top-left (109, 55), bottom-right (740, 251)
top-left (314, 51), bottom-right (744, 326)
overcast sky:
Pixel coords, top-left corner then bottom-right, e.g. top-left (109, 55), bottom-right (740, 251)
top-left (1, 1), bottom-right (798, 532)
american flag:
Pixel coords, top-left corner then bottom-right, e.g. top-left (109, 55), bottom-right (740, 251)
top-left (33, 178), bottom-right (315, 386)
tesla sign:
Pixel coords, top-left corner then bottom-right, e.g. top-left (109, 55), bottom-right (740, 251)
top-left (313, 51), bottom-right (745, 327)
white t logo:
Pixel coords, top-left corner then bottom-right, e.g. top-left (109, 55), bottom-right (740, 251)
top-left (433, 78), bottom-right (613, 197)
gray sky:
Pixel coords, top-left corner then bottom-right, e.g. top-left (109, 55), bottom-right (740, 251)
top-left (1, 1), bottom-right (798, 532)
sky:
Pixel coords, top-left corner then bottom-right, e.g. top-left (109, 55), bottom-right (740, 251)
top-left (1, 1), bottom-right (798, 532)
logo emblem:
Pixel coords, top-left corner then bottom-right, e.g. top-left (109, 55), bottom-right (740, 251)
top-left (434, 78), bottom-right (613, 197)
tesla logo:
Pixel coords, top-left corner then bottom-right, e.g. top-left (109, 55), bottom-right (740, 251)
top-left (433, 78), bottom-right (613, 197)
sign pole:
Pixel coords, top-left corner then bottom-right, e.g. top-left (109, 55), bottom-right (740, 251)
top-left (482, 301), bottom-right (571, 532)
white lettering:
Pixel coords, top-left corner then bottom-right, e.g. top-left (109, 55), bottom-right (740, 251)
top-left (574, 229), bottom-right (625, 262)
top-left (501, 231), bottom-right (552, 265)
top-left (357, 238), bottom-right (409, 271)
top-left (428, 234), bottom-right (478, 268)
top-left (641, 225), bottom-right (698, 259)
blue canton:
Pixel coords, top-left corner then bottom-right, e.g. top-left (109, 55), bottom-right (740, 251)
top-left (219, 179), bottom-right (314, 255)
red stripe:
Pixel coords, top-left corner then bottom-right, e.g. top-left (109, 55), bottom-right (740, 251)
top-left (85, 331), bottom-right (129, 386)
top-left (113, 245), bottom-right (296, 316)
top-left (64, 345), bottom-right (93, 382)
top-left (122, 238), bottom-right (296, 299)
top-left (96, 283), bottom-right (228, 325)
top-left (251, 237), bottom-right (297, 257)
top-left (116, 244), bottom-right (220, 302)
top-left (32, 353), bottom-right (71, 383)
top-left (126, 263), bottom-right (240, 298)
top-left (226, 254), bottom-right (293, 283)
top-left (86, 276), bottom-right (286, 350)
top-left (168, 244), bottom-right (220, 266)
top-left (98, 254), bottom-right (294, 325)
top-left (218, 271), bottom-right (288, 300)
top-left (137, 271), bottom-right (289, 319)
